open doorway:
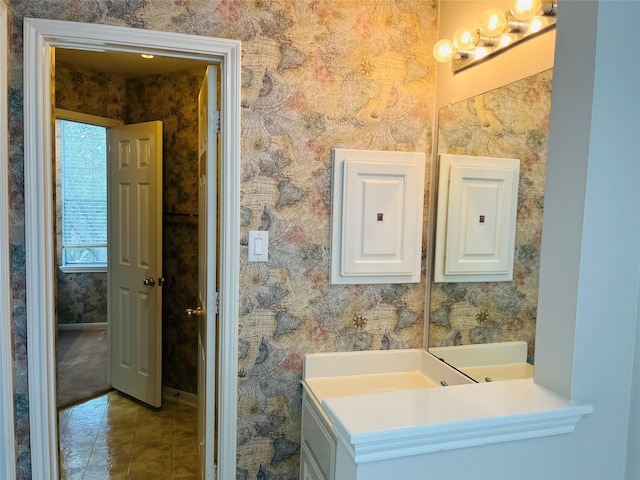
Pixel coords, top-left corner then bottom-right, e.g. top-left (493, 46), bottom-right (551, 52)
top-left (23, 19), bottom-right (240, 479)
top-left (52, 49), bottom-right (215, 477)
top-left (52, 51), bottom-right (210, 410)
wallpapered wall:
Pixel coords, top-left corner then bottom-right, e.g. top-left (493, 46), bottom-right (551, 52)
top-left (8, 1), bottom-right (439, 478)
top-left (234, 3), bottom-right (436, 476)
top-left (429, 69), bottom-right (552, 362)
top-left (54, 60), bottom-right (205, 394)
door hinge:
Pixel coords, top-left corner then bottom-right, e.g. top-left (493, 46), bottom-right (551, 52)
top-left (210, 110), bottom-right (221, 134)
top-left (214, 292), bottom-right (220, 314)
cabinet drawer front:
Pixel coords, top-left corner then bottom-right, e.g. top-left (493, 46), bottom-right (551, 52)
top-left (302, 399), bottom-right (335, 479)
top-left (300, 442), bottom-right (327, 480)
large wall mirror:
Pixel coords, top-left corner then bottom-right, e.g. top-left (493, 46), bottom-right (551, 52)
top-left (428, 68), bottom-right (553, 382)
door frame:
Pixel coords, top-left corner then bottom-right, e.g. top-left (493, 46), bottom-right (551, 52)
top-left (0, 1), bottom-right (17, 479)
top-left (23, 18), bottom-right (240, 479)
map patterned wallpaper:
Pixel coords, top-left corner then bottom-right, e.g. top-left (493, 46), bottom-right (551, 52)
top-left (8, 1), bottom-right (439, 478)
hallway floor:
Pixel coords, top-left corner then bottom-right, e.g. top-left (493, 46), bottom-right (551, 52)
top-left (57, 328), bottom-right (110, 408)
top-left (59, 391), bottom-right (198, 479)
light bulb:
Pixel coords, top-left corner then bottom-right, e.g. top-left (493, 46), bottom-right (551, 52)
top-left (433, 39), bottom-right (456, 63)
top-left (474, 47), bottom-right (489, 61)
top-left (453, 27), bottom-right (479, 52)
top-left (499, 35), bottom-right (513, 48)
top-left (479, 9), bottom-right (508, 37)
top-left (511, 0), bottom-right (542, 21)
top-left (529, 17), bottom-right (543, 33)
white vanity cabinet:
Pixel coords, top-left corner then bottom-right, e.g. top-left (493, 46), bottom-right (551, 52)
top-left (300, 349), bottom-right (592, 480)
top-left (299, 349), bottom-right (472, 480)
top-left (300, 391), bottom-right (336, 480)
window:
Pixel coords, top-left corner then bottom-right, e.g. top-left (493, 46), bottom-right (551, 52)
top-left (56, 118), bottom-right (108, 271)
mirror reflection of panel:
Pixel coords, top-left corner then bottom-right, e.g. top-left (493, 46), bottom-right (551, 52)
top-left (428, 69), bottom-right (552, 375)
top-left (434, 154), bottom-right (520, 283)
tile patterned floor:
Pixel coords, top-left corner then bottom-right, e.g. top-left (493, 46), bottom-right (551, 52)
top-left (59, 391), bottom-right (198, 480)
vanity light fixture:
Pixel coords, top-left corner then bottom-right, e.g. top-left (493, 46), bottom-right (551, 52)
top-left (478, 9), bottom-right (508, 37)
top-left (511, 0), bottom-right (543, 21)
top-left (433, 39), bottom-right (456, 63)
top-left (453, 26), bottom-right (479, 51)
top-left (432, 0), bottom-right (556, 72)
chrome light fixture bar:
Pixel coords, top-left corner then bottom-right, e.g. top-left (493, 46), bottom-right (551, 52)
top-left (433, 0), bottom-right (557, 73)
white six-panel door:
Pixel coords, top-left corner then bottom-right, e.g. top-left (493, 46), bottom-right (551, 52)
top-left (108, 121), bottom-right (163, 408)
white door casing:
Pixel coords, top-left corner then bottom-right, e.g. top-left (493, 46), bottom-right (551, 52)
top-left (197, 65), bottom-right (218, 479)
top-left (109, 121), bottom-right (163, 408)
top-left (23, 19), bottom-right (240, 480)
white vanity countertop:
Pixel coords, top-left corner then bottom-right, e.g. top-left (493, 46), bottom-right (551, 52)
top-left (321, 378), bottom-right (593, 463)
top-left (302, 349), bottom-right (593, 464)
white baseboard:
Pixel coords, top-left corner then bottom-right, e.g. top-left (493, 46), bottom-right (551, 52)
top-left (162, 386), bottom-right (198, 408)
top-left (57, 322), bottom-right (107, 331)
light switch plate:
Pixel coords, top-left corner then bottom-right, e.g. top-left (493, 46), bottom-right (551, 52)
top-left (248, 231), bottom-right (269, 262)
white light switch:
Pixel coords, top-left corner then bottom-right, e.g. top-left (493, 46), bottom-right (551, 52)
top-left (248, 231), bottom-right (269, 262)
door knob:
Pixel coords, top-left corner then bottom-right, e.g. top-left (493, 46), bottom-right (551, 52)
top-left (185, 306), bottom-right (204, 317)
top-left (143, 277), bottom-right (156, 286)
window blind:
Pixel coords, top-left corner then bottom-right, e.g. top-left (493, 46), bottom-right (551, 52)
top-left (58, 119), bottom-right (107, 263)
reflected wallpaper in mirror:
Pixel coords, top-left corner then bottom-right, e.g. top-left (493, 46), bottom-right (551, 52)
top-left (429, 69), bottom-right (553, 364)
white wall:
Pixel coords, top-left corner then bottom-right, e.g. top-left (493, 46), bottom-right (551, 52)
top-left (580, 2), bottom-right (640, 478)
top-left (564, 2), bottom-right (639, 477)
top-left (534, 0), bottom-right (598, 400)
top-left (630, 292), bottom-right (640, 477)
top-left (423, 1), bottom-right (640, 478)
